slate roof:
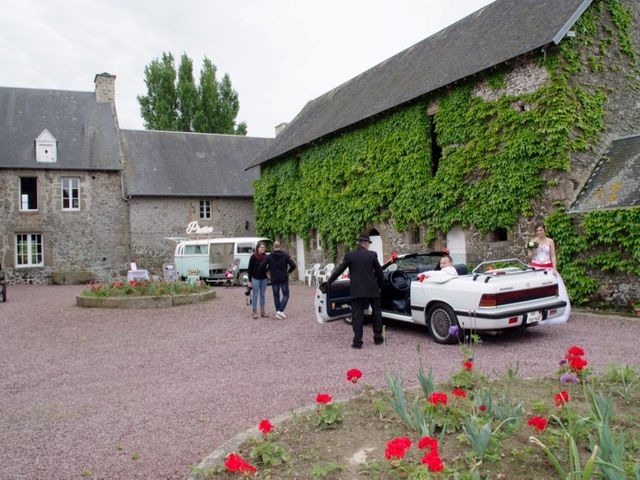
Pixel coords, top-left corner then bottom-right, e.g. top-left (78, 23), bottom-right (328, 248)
top-left (248, 0), bottom-right (592, 169)
top-left (121, 129), bottom-right (272, 197)
top-left (571, 134), bottom-right (640, 212)
top-left (0, 86), bottom-right (122, 171)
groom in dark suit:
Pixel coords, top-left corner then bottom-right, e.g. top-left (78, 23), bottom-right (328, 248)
top-left (323, 234), bottom-right (384, 349)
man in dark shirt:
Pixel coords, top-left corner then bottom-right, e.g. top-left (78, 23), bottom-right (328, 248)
top-left (262, 241), bottom-right (297, 319)
top-left (323, 234), bottom-right (384, 349)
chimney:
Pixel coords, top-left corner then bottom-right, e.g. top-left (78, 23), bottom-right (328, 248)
top-left (275, 122), bottom-right (288, 136)
top-left (94, 73), bottom-right (116, 103)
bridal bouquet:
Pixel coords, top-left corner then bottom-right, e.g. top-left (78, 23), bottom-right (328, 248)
top-left (526, 240), bottom-right (539, 249)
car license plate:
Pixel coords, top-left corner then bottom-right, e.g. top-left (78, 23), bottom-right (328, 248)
top-left (527, 310), bottom-right (542, 324)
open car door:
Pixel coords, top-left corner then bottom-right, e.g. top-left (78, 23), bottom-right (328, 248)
top-left (314, 277), bottom-right (352, 323)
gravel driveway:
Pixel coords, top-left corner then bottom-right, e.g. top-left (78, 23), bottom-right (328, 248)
top-left (1, 283), bottom-right (639, 479)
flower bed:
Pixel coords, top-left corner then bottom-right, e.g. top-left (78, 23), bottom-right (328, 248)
top-left (76, 280), bottom-right (214, 308)
top-left (191, 344), bottom-right (640, 479)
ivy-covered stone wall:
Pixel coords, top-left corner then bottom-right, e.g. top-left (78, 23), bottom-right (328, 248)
top-left (254, 0), bottom-right (640, 308)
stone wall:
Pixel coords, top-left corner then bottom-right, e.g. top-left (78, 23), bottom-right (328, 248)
top-left (0, 169), bottom-right (129, 284)
top-left (129, 196), bottom-right (256, 274)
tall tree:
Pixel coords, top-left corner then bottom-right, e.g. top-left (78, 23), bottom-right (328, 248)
top-left (138, 52), bottom-right (247, 135)
top-left (192, 57), bottom-right (219, 133)
top-left (137, 52), bottom-right (178, 131)
top-left (176, 54), bottom-right (198, 132)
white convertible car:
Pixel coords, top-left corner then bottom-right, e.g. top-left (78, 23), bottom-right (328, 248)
top-left (315, 252), bottom-right (570, 344)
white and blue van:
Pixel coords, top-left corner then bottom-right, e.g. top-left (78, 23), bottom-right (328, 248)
top-left (173, 237), bottom-right (271, 284)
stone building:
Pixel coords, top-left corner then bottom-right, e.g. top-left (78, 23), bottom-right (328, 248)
top-left (248, 0), bottom-right (640, 303)
top-left (0, 76), bottom-right (272, 284)
top-left (0, 75), bottom-right (129, 284)
top-left (121, 129), bottom-right (271, 273)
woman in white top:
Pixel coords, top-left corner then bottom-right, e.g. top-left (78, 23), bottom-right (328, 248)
top-left (528, 223), bottom-right (571, 323)
top-left (529, 223), bottom-right (557, 270)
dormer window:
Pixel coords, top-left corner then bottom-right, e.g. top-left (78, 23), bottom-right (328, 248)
top-left (35, 129), bottom-right (57, 163)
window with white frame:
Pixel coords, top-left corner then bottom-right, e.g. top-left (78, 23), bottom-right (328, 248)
top-left (199, 200), bottom-right (211, 219)
top-left (61, 177), bottom-right (80, 210)
top-left (15, 233), bottom-right (43, 267)
top-left (19, 177), bottom-right (38, 211)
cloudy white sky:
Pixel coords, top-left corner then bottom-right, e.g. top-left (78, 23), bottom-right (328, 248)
top-left (1, 0), bottom-right (495, 138)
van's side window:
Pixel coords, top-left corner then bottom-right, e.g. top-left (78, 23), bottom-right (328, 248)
top-left (237, 243), bottom-right (253, 254)
top-left (185, 245), bottom-right (208, 255)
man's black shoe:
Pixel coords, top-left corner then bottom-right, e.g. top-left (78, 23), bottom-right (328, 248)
top-left (351, 343), bottom-right (362, 349)
top-left (374, 339), bottom-right (384, 345)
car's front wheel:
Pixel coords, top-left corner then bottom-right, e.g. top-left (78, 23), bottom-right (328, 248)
top-left (427, 302), bottom-right (460, 345)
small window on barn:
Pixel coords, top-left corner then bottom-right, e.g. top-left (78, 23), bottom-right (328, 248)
top-left (35, 129), bottom-right (57, 163)
top-left (429, 116), bottom-right (442, 176)
top-left (406, 225), bottom-right (421, 244)
top-left (309, 229), bottom-right (322, 250)
top-left (199, 200), bottom-right (211, 219)
top-left (486, 228), bottom-right (509, 243)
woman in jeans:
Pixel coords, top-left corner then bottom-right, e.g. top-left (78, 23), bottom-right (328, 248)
top-left (247, 242), bottom-right (269, 319)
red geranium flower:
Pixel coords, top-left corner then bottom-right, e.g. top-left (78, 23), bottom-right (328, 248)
top-left (428, 392), bottom-right (448, 406)
top-left (566, 345), bottom-right (585, 357)
top-left (569, 356), bottom-right (588, 372)
top-left (452, 387), bottom-right (467, 398)
top-left (463, 361), bottom-right (474, 371)
top-left (384, 436), bottom-right (413, 460)
top-left (258, 419), bottom-right (273, 434)
top-left (417, 435), bottom-right (439, 453)
top-left (527, 416), bottom-right (548, 431)
top-left (346, 368), bottom-right (363, 383)
top-left (555, 390), bottom-right (570, 407)
top-left (421, 450), bottom-right (444, 472)
top-left (316, 393), bottom-right (332, 404)
top-left (225, 453), bottom-right (256, 474)
top-left (479, 404), bottom-right (487, 412)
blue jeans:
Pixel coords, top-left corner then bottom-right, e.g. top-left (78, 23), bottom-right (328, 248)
top-left (271, 282), bottom-right (290, 312)
top-left (251, 278), bottom-right (268, 311)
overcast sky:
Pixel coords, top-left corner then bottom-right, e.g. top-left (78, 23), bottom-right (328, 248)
top-left (1, 0), bottom-right (495, 138)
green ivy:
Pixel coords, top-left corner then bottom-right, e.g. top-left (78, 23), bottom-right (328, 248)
top-left (545, 208), bottom-right (640, 305)
top-left (254, 0), bottom-right (632, 250)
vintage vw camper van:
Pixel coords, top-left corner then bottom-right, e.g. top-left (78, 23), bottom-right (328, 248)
top-left (173, 237), bottom-right (271, 284)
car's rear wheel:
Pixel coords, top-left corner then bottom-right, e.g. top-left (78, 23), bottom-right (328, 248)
top-left (427, 302), bottom-right (460, 345)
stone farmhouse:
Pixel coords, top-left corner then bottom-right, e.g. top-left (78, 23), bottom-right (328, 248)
top-left (0, 74), bottom-right (271, 284)
top-left (248, 0), bottom-right (639, 305)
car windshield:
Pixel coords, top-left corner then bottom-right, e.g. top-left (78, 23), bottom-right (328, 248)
top-left (384, 254), bottom-right (441, 274)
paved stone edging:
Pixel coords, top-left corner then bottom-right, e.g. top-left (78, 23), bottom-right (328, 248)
top-left (75, 290), bottom-right (216, 308)
top-left (188, 402), bottom-right (323, 479)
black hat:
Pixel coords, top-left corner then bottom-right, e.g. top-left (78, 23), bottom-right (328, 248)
top-left (356, 234), bottom-right (371, 243)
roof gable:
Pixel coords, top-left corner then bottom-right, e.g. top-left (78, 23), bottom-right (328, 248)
top-left (35, 129), bottom-right (56, 142)
top-left (249, 0), bottom-right (592, 168)
top-left (121, 130), bottom-right (272, 197)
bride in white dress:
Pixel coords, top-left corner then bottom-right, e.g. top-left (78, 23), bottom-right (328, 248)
top-left (528, 223), bottom-right (571, 324)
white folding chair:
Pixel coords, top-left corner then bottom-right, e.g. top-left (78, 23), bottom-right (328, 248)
top-left (304, 263), bottom-right (321, 286)
top-left (315, 263), bottom-right (335, 285)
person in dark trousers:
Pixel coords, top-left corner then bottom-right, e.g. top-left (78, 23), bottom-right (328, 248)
top-left (262, 241), bottom-right (297, 319)
top-left (247, 241), bottom-right (269, 319)
top-left (322, 234), bottom-right (384, 349)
